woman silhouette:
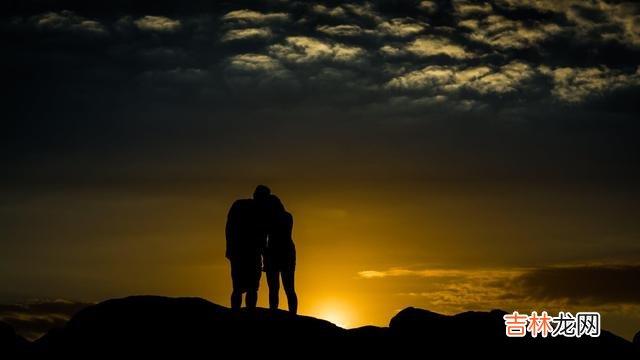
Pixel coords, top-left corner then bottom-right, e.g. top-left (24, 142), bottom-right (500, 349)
top-left (264, 194), bottom-right (298, 314)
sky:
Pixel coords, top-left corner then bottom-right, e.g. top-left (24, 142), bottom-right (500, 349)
top-left (2, 0), bottom-right (640, 341)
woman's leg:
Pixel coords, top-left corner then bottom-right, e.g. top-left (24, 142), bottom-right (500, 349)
top-left (282, 269), bottom-right (298, 315)
top-left (266, 271), bottom-right (280, 310)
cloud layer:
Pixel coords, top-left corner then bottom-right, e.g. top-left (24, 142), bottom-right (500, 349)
top-left (359, 264), bottom-right (640, 305)
top-left (0, 300), bottom-right (91, 341)
top-left (358, 263), bottom-right (640, 339)
top-left (5, 0), bottom-right (639, 112)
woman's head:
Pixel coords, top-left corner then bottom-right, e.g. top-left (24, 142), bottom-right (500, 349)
top-left (268, 194), bottom-right (285, 213)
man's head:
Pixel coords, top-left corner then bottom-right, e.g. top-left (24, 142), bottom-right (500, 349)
top-left (253, 185), bottom-right (271, 201)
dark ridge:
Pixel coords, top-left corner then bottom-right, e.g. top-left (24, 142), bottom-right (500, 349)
top-left (18, 295), bottom-right (638, 358)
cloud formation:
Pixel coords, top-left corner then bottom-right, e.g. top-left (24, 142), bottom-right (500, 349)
top-left (134, 15), bottom-right (181, 32)
top-left (31, 11), bottom-right (106, 34)
top-left (359, 263), bottom-right (640, 306)
top-left (406, 35), bottom-right (472, 59)
top-left (221, 27), bottom-right (273, 42)
top-left (228, 53), bottom-right (283, 72)
top-left (512, 264), bottom-right (640, 304)
top-left (0, 300), bottom-right (92, 341)
top-left (459, 15), bottom-right (563, 49)
top-left (498, 0), bottom-right (640, 46)
top-left (3, 0), bottom-right (639, 187)
top-left (269, 36), bottom-right (364, 64)
top-left (311, 4), bottom-right (348, 18)
top-left (222, 9), bottom-right (289, 25)
top-left (540, 65), bottom-right (640, 102)
top-left (386, 61), bottom-right (534, 95)
top-left (377, 18), bottom-right (426, 37)
top-left (316, 24), bottom-right (364, 37)
top-left (6, 0), bottom-right (639, 110)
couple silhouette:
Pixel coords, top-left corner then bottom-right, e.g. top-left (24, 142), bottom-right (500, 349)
top-left (225, 185), bottom-right (298, 314)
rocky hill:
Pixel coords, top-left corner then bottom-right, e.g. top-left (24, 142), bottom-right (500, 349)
top-left (2, 296), bottom-right (638, 358)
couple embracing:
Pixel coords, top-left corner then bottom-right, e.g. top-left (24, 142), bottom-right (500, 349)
top-left (225, 185), bottom-right (298, 314)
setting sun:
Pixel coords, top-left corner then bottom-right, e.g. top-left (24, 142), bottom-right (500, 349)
top-left (313, 301), bottom-right (354, 329)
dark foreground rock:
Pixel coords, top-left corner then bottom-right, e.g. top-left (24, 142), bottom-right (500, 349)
top-left (1, 321), bottom-right (29, 357)
top-left (10, 296), bottom-right (637, 358)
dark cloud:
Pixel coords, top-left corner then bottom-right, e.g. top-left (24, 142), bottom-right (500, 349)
top-left (511, 265), bottom-right (640, 304)
top-left (28, 10), bottom-right (108, 35)
top-left (0, 300), bottom-right (92, 341)
top-left (360, 263), bottom-right (640, 307)
top-left (1, 0), bottom-right (639, 199)
top-left (359, 263), bottom-right (640, 339)
top-left (359, 263), bottom-right (640, 310)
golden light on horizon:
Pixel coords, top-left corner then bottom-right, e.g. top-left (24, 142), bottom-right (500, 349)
top-left (311, 300), bottom-right (354, 329)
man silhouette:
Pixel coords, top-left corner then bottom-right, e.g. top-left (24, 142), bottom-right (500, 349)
top-left (225, 185), bottom-right (271, 310)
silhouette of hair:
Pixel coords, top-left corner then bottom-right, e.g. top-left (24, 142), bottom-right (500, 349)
top-left (253, 185), bottom-right (271, 201)
top-left (268, 194), bottom-right (285, 213)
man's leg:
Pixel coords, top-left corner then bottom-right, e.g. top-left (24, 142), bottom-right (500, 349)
top-left (282, 269), bottom-right (297, 315)
top-left (245, 260), bottom-right (261, 310)
top-left (245, 290), bottom-right (257, 310)
top-left (230, 261), bottom-right (242, 310)
top-left (231, 290), bottom-right (242, 310)
top-left (266, 271), bottom-right (280, 310)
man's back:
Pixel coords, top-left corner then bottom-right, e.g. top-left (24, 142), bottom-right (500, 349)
top-left (225, 199), bottom-right (265, 260)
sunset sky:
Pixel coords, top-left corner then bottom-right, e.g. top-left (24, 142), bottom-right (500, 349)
top-left (2, 0), bottom-right (640, 341)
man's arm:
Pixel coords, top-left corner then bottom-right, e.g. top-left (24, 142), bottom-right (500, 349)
top-left (225, 203), bottom-right (237, 260)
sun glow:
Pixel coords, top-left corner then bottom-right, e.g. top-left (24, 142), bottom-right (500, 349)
top-left (314, 301), bottom-right (353, 328)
